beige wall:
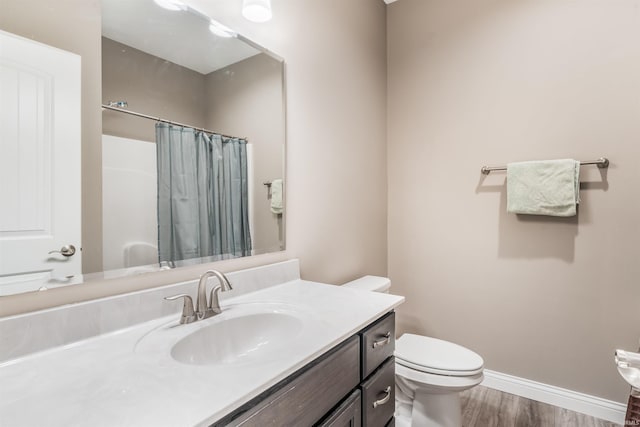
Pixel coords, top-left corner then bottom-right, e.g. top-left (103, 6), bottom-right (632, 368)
top-left (205, 53), bottom-right (284, 253)
top-left (0, 0), bottom-right (388, 315)
top-left (0, 0), bottom-right (103, 274)
top-left (102, 37), bottom-right (208, 143)
top-left (387, 0), bottom-right (640, 403)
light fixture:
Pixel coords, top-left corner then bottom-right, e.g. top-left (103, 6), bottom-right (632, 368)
top-left (209, 19), bottom-right (236, 38)
top-left (153, 0), bottom-right (188, 11)
top-left (242, 0), bottom-right (272, 23)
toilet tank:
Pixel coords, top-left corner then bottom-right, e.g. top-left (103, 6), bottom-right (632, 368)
top-left (342, 275), bottom-right (391, 293)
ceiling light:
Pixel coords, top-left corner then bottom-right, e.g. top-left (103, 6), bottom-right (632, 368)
top-left (209, 19), bottom-right (236, 38)
top-left (242, 0), bottom-right (272, 23)
top-left (153, 0), bottom-right (188, 11)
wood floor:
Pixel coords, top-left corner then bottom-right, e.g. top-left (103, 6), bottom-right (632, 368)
top-left (460, 386), bottom-right (621, 427)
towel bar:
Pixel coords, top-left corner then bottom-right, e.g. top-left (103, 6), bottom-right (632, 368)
top-left (481, 157), bottom-right (609, 175)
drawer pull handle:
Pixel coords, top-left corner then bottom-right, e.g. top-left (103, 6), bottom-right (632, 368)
top-left (372, 386), bottom-right (392, 408)
top-left (372, 332), bottom-right (391, 348)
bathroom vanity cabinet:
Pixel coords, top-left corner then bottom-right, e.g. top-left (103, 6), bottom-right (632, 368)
top-left (215, 312), bottom-right (396, 427)
top-left (0, 262), bottom-right (405, 427)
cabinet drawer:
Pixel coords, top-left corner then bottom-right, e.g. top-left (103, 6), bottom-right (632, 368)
top-left (316, 389), bottom-right (361, 427)
top-left (360, 312), bottom-right (395, 380)
top-left (221, 335), bottom-right (360, 427)
top-left (360, 357), bottom-right (395, 427)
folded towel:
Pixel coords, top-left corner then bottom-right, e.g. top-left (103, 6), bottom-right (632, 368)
top-left (507, 159), bottom-right (580, 217)
top-left (270, 178), bottom-right (283, 214)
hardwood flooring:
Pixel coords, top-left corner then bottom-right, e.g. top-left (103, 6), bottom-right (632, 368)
top-left (460, 386), bottom-right (621, 427)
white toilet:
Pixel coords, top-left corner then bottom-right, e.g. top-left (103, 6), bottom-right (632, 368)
top-left (343, 276), bottom-right (484, 427)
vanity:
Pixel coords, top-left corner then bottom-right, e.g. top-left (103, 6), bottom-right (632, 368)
top-left (0, 260), bottom-right (404, 426)
top-left (217, 312), bottom-right (397, 426)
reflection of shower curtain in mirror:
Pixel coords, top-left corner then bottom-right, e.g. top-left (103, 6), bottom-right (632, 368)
top-left (156, 123), bottom-right (252, 263)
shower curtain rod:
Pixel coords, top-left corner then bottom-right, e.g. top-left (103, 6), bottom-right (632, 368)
top-left (101, 104), bottom-right (247, 141)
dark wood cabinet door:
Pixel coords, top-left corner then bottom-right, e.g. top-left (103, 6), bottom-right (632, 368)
top-left (316, 389), bottom-right (362, 427)
top-left (360, 312), bottom-right (395, 380)
top-left (360, 357), bottom-right (395, 427)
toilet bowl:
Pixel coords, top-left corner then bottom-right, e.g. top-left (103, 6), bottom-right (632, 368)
top-left (343, 276), bottom-right (484, 427)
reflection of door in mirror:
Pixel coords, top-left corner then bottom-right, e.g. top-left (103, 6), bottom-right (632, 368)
top-left (0, 31), bottom-right (82, 295)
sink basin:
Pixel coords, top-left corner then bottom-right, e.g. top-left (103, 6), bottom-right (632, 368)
top-left (171, 312), bottom-right (303, 366)
top-left (616, 349), bottom-right (640, 389)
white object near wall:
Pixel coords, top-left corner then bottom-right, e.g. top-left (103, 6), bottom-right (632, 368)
top-left (0, 30), bottom-right (81, 294)
top-left (101, 134), bottom-right (157, 271)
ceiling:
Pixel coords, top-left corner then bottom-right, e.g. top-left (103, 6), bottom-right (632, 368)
top-left (101, 0), bottom-right (260, 75)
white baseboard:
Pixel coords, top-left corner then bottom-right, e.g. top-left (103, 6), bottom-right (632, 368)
top-left (481, 369), bottom-right (627, 424)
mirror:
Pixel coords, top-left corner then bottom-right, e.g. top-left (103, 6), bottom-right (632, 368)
top-left (0, 0), bottom-right (285, 296)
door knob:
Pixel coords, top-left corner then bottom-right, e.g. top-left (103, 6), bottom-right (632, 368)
top-left (48, 245), bottom-right (76, 257)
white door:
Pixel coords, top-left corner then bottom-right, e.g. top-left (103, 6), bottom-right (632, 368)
top-left (0, 30), bottom-right (81, 294)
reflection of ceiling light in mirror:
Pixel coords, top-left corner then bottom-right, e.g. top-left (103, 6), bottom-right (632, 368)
top-left (242, 0), bottom-right (272, 23)
top-left (153, 0), bottom-right (187, 11)
top-left (209, 20), bottom-right (237, 38)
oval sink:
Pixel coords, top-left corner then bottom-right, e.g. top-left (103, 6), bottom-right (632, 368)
top-left (171, 312), bottom-right (303, 366)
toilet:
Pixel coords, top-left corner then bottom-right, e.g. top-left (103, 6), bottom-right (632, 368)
top-left (343, 276), bottom-right (484, 427)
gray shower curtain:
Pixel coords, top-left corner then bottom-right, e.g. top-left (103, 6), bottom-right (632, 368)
top-left (156, 123), bottom-right (251, 263)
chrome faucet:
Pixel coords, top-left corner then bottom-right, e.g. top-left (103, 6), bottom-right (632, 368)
top-left (197, 270), bottom-right (233, 319)
top-left (207, 271), bottom-right (233, 315)
top-left (165, 270), bottom-right (234, 324)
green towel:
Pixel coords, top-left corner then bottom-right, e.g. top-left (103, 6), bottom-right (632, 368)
top-left (506, 159), bottom-right (580, 217)
top-left (270, 178), bottom-right (283, 214)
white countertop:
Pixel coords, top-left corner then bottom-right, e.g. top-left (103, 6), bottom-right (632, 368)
top-left (0, 280), bottom-right (404, 427)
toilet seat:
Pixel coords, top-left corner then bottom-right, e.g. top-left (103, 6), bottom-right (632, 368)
top-left (395, 362), bottom-right (484, 390)
top-left (396, 358), bottom-right (483, 376)
top-left (395, 334), bottom-right (484, 377)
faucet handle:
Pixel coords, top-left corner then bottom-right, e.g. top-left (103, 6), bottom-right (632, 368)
top-left (164, 294), bottom-right (197, 324)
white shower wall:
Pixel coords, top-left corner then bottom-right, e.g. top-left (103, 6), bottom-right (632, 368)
top-left (101, 134), bottom-right (158, 271)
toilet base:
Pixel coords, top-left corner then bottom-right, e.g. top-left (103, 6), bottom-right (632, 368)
top-left (395, 391), bottom-right (462, 427)
top-left (394, 359), bottom-right (483, 427)
top-left (394, 413), bottom-right (411, 427)
top-left (396, 374), bottom-right (470, 427)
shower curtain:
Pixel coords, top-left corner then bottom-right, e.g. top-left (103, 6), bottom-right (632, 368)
top-left (156, 123), bottom-right (252, 263)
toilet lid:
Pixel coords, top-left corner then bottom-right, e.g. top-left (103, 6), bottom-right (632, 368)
top-left (395, 334), bottom-right (484, 376)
